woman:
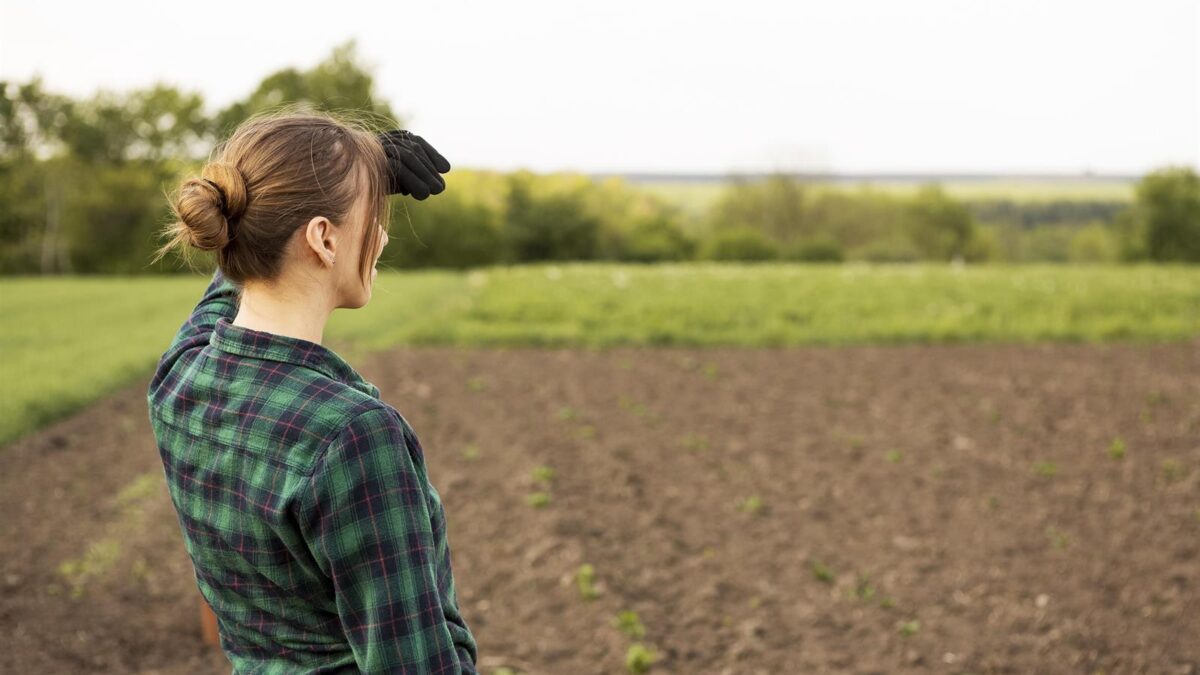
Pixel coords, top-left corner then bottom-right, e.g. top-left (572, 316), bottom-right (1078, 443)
top-left (145, 109), bottom-right (477, 674)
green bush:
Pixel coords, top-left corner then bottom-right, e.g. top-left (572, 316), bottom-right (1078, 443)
top-left (387, 192), bottom-right (505, 269)
top-left (784, 237), bottom-right (843, 263)
top-left (617, 213), bottom-right (696, 262)
top-left (700, 226), bottom-right (779, 261)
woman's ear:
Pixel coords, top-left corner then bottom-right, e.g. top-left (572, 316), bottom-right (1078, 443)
top-left (304, 216), bottom-right (337, 268)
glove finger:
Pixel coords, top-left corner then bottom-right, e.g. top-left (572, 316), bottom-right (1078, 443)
top-left (394, 162), bottom-right (431, 199)
top-left (401, 152), bottom-right (445, 195)
top-left (411, 133), bottom-right (451, 173)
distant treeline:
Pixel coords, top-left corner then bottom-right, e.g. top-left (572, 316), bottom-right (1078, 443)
top-left (2, 41), bottom-right (1197, 274)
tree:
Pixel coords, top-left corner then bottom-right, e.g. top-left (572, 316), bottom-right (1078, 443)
top-left (212, 40), bottom-right (399, 135)
top-left (904, 183), bottom-right (977, 261)
top-left (1131, 166), bottom-right (1200, 262)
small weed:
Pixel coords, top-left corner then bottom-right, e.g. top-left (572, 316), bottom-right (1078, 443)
top-left (738, 495), bottom-right (765, 515)
top-left (701, 363), bottom-right (718, 379)
top-left (612, 610), bottom-right (646, 639)
top-left (879, 597), bottom-right (895, 610)
top-left (625, 643), bottom-right (658, 674)
top-left (493, 669), bottom-right (519, 675)
top-left (557, 406), bottom-right (577, 421)
top-left (851, 574), bottom-right (876, 602)
top-left (986, 495), bottom-right (999, 511)
top-left (618, 358), bottom-right (634, 370)
top-left (898, 619), bottom-right (921, 637)
top-left (531, 465), bottom-right (555, 485)
top-left (58, 539), bottom-right (122, 599)
top-left (810, 559), bottom-right (834, 584)
top-left (1032, 461), bottom-right (1058, 478)
top-left (1107, 437), bottom-right (1126, 460)
top-left (1045, 525), bottom-right (1070, 549)
top-left (576, 563), bottom-right (601, 601)
top-left (885, 449), bottom-right (903, 463)
top-left (1160, 459), bottom-right (1187, 484)
top-left (680, 433), bottom-right (709, 452)
top-left (466, 376), bottom-right (486, 392)
top-left (460, 443), bottom-right (480, 461)
top-left (576, 424), bottom-right (596, 440)
top-left (526, 492), bottom-right (551, 508)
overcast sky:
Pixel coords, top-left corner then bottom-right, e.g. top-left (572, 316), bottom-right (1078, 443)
top-left (2, 0), bottom-right (1197, 175)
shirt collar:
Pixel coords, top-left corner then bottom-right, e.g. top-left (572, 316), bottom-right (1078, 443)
top-left (210, 316), bottom-right (379, 398)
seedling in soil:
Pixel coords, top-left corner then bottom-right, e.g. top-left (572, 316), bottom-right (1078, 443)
top-left (577, 424), bottom-right (596, 439)
top-left (701, 363), bottom-right (718, 379)
top-left (526, 492), bottom-right (551, 508)
top-left (1032, 461), bottom-right (1058, 477)
top-left (557, 406), bottom-right (577, 421)
top-left (461, 443), bottom-right (480, 461)
top-left (1160, 459), bottom-right (1187, 484)
top-left (612, 610), bottom-right (646, 639)
top-left (618, 396), bottom-right (658, 421)
top-left (879, 597), bottom-right (896, 610)
top-left (58, 539), bottom-right (122, 599)
top-left (1107, 437), bottom-right (1126, 460)
top-left (618, 358), bottom-right (634, 370)
top-left (986, 496), bottom-right (1000, 511)
top-left (885, 449), bottom-right (903, 463)
top-left (850, 574), bottom-right (876, 602)
top-left (738, 495), bottom-right (765, 515)
top-left (898, 619), bottom-right (921, 637)
top-left (466, 376), bottom-right (487, 392)
top-left (679, 433), bottom-right (709, 452)
top-left (576, 563), bottom-right (601, 600)
top-left (810, 559), bottom-right (835, 584)
top-left (625, 643), bottom-right (658, 674)
top-left (493, 669), bottom-right (519, 675)
top-left (531, 465), bottom-right (555, 485)
top-left (1045, 526), bottom-right (1070, 549)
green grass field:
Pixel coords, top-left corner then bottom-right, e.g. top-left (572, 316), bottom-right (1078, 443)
top-left (2, 263), bottom-right (1196, 446)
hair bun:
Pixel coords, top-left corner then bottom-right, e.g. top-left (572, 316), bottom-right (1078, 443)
top-left (177, 163), bottom-right (249, 251)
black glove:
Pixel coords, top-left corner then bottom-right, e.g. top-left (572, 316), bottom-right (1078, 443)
top-left (377, 129), bottom-right (451, 199)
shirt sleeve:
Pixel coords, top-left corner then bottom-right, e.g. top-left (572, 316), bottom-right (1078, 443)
top-left (167, 266), bottom-right (241, 352)
top-left (299, 406), bottom-right (477, 674)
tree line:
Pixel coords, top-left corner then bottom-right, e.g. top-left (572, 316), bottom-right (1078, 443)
top-left (3, 40), bottom-right (1196, 274)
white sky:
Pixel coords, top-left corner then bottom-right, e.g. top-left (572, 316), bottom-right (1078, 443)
top-left (2, 0), bottom-right (1197, 175)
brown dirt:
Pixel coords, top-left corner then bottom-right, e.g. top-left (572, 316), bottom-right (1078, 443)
top-left (2, 341), bottom-right (1198, 674)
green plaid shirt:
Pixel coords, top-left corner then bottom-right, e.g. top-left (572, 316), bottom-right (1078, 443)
top-left (146, 268), bottom-right (477, 674)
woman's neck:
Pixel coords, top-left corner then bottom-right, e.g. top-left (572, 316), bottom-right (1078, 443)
top-left (232, 280), bottom-right (332, 345)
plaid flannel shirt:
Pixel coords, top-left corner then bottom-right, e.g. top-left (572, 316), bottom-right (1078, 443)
top-left (145, 268), bottom-right (478, 674)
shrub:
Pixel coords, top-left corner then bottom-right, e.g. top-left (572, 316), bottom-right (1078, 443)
top-left (700, 226), bottom-right (779, 261)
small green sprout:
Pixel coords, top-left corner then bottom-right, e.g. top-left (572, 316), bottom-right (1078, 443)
top-left (531, 465), bottom-right (555, 485)
top-left (810, 559), bottom-right (834, 584)
top-left (576, 563), bottom-right (600, 600)
top-left (680, 433), bottom-right (709, 452)
top-left (1161, 459), bottom-right (1187, 484)
top-left (738, 495), bottom-right (765, 515)
top-left (1107, 437), bottom-right (1126, 460)
top-left (885, 449), bottom-right (903, 463)
top-left (466, 376), bottom-right (486, 392)
top-left (612, 610), bottom-right (646, 639)
top-left (526, 492), bottom-right (551, 508)
top-left (701, 363), bottom-right (718, 379)
top-left (1045, 525), bottom-right (1070, 549)
top-left (461, 443), bottom-right (480, 461)
top-left (625, 643), bottom-right (658, 674)
top-left (557, 406), bottom-right (577, 421)
top-left (898, 619), bottom-right (921, 637)
top-left (1032, 461), bottom-right (1057, 477)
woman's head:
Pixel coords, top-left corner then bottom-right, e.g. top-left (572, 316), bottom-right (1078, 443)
top-left (153, 107), bottom-right (392, 308)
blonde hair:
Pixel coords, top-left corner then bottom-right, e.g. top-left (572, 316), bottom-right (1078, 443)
top-left (152, 105), bottom-right (392, 289)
